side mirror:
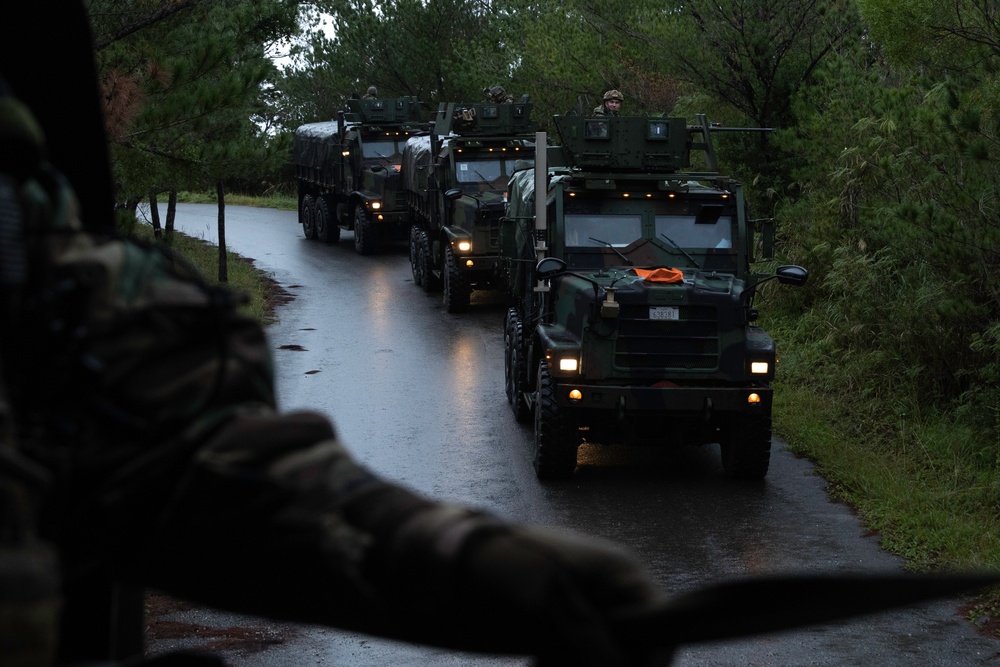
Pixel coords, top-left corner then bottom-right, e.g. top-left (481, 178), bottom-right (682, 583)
top-left (371, 165), bottom-right (385, 172)
top-left (444, 188), bottom-right (463, 201)
top-left (535, 257), bottom-right (567, 279)
top-left (776, 265), bottom-right (808, 286)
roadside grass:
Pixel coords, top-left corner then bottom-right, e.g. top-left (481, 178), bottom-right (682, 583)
top-left (770, 314), bottom-right (1000, 632)
top-left (177, 190), bottom-right (297, 211)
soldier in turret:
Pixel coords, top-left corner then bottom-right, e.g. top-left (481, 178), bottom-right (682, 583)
top-left (484, 85), bottom-right (515, 104)
top-left (594, 89), bottom-right (624, 116)
top-left (363, 85), bottom-right (378, 99)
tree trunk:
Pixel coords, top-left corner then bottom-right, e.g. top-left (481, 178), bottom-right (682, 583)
top-left (216, 180), bottom-right (227, 283)
top-left (148, 190), bottom-right (162, 239)
top-left (165, 189), bottom-right (177, 243)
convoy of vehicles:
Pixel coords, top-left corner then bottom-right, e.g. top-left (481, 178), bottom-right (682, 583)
top-left (500, 114), bottom-right (807, 480)
top-left (293, 97), bottom-right (806, 481)
top-left (292, 96), bottom-right (423, 254)
top-left (403, 100), bottom-right (537, 312)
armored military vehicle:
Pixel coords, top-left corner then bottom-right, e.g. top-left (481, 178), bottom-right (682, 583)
top-left (404, 100), bottom-right (536, 312)
top-left (502, 114), bottom-right (807, 480)
top-left (293, 96), bottom-right (423, 254)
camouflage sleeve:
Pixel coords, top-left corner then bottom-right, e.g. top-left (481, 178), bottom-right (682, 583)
top-left (22, 228), bottom-right (507, 640)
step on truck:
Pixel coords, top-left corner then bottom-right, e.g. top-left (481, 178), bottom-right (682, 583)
top-left (293, 96), bottom-right (423, 254)
top-left (501, 113), bottom-right (808, 480)
top-left (403, 100), bottom-right (537, 312)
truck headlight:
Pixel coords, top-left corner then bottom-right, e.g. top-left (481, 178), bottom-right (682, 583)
top-left (751, 361), bottom-right (769, 375)
top-left (370, 201), bottom-right (382, 210)
top-left (457, 240), bottom-right (472, 252)
top-left (559, 358), bottom-right (578, 372)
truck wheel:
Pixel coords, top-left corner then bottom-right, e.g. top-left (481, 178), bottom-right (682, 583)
top-left (419, 230), bottom-right (441, 292)
top-left (504, 308), bottom-right (530, 422)
top-left (301, 194), bottom-right (317, 240)
top-left (353, 205), bottom-right (377, 255)
top-left (409, 226), bottom-right (422, 286)
top-left (533, 361), bottom-right (579, 480)
top-left (443, 247), bottom-right (471, 313)
top-left (315, 198), bottom-right (340, 244)
top-left (720, 415), bottom-right (772, 480)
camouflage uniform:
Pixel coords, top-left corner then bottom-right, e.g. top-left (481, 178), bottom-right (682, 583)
top-left (484, 85), bottom-right (515, 104)
top-left (0, 60), bottom-right (661, 667)
top-left (593, 89), bottom-right (624, 116)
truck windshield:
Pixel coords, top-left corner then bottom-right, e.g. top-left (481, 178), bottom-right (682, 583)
top-left (565, 214), bottom-right (642, 248)
top-left (455, 159), bottom-right (521, 186)
top-left (654, 215), bottom-right (734, 250)
top-left (362, 139), bottom-right (401, 160)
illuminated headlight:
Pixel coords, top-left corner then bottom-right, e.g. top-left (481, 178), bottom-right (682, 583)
top-left (751, 361), bottom-right (769, 375)
top-left (371, 201), bottom-right (382, 210)
top-left (559, 358), bottom-right (578, 372)
top-left (457, 240), bottom-right (472, 252)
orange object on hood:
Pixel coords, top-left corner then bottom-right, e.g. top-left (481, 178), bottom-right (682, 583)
top-left (634, 267), bottom-right (684, 283)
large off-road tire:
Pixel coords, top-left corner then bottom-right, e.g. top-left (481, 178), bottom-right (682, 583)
top-left (504, 308), bottom-right (531, 423)
top-left (353, 204), bottom-right (377, 255)
top-left (533, 361), bottom-right (579, 480)
top-left (419, 230), bottom-right (441, 292)
top-left (443, 246), bottom-right (471, 313)
top-left (300, 194), bottom-right (317, 240)
top-left (315, 197), bottom-right (340, 244)
top-left (410, 225), bottom-right (423, 286)
top-left (719, 414), bottom-right (772, 480)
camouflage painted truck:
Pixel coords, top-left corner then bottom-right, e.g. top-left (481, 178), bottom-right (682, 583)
top-left (292, 96), bottom-right (423, 254)
top-left (501, 114), bottom-right (808, 480)
top-left (403, 100), bottom-right (536, 312)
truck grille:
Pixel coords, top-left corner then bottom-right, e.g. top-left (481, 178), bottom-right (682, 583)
top-left (614, 304), bottom-right (719, 370)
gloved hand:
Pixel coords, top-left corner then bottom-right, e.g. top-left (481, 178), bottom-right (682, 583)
top-left (456, 523), bottom-right (668, 667)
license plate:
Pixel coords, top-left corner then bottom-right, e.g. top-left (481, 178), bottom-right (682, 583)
top-left (649, 306), bottom-right (679, 321)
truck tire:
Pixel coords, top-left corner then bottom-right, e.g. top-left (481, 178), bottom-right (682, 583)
top-left (533, 361), bottom-right (579, 480)
top-left (720, 414), bottom-right (772, 480)
top-left (410, 225), bottom-right (422, 286)
top-left (301, 194), bottom-right (317, 240)
top-left (353, 204), bottom-right (377, 255)
top-left (419, 230), bottom-right (441, 292)
top-left (443, 246), bottom-right (471, 313)
top-left (504, 308), bottom-right (531, 422)
top-left (315, 197), bottom-right (340, 244)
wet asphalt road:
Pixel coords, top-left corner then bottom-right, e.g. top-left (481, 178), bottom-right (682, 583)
top-left (150, 203), bottom-right (999, 666)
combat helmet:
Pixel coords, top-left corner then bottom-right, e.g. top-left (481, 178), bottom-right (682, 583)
top-left (603, 89), bottom-right (624, 102)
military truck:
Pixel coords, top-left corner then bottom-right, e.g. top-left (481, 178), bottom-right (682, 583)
top-left (501, 114), bottom-right (807, 480)
top-left (403, 100), bottom-right (536, 312)
top-left (292, 96), bottom-right (423, 254)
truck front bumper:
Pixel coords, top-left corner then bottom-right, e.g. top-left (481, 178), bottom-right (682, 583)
top-left (554, 383), bottom-right (772, 416)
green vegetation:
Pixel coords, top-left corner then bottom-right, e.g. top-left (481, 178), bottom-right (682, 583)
top-left (86, 0), bottom-right (1000, 624)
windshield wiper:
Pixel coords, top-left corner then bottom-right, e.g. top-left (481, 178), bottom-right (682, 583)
top-left (658, 233), bottom-right (701, 270)
top-left (588, 237), bottom-right (633, 266)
